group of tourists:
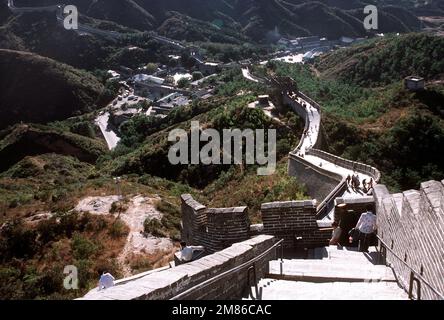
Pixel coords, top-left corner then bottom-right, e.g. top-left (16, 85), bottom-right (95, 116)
top-left (346, 174), bottom-right (374, 194)
top-left (330, 204), bottom-right (377, 253)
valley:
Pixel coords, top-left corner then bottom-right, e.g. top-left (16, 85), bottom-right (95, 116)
top-left (0, 0), bottom-right (443, 301)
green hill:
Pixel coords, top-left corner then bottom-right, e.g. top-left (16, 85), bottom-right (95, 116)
top-left (0, 124), bottom-right (108, 171)
top-left (0, 49), bottom-right (105, 129)
top-left (315, 33), bottom-right (444, 86)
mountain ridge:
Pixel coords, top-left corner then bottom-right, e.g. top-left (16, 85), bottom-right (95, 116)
top-left (9, 0), bottom-right (424, 41)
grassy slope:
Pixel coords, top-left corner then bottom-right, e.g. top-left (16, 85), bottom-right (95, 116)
top-left (316, 33), bottom-right (444, 86)
top-left (0, 124), bottom-right (108, 171)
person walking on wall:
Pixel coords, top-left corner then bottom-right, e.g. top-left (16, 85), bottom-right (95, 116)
top-left (346, 175), bottom-right (351, 188)
top-left (329, 221), bottom-right (342, 246)
top-left (368, 178), bottom-right (374, 190)
top-left (355, 205), bottom-right (377, 252)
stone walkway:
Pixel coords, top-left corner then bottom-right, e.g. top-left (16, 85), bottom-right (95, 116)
top-left (241, 71), bottom-right (375, 203)
top-left (245, 246), bottom-right (408, 300)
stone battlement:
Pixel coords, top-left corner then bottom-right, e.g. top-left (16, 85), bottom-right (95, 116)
top-left (182, 195), bottom-right (332, 251)
top-left (81, 235), bottom-right (276, 300)
top-left (181, 194), bottom-right (250, 253)
top-left (374, 180), bottom-right (444, 300)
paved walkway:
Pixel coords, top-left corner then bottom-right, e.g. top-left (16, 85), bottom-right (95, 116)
top-left (287, 93), bottom-right (373, 202)
top-left (241, 68), bottom-right (260, 83)
top-left (95, 112), bottom-right (121, 150)
top-left (245, 246), bottom-right (408, 300)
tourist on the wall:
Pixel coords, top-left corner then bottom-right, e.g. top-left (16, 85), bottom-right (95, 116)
top-left (346, 175), bottom-right (351, 188)
top-left (368, 178), bottom-right (374, 190)
top-left (355, 205), bottom-right (377, 252)
top-left (179, 242), bottom-right (205, 263)
top-left (98, 271), bottom-right (115, 291)
top-left (329, 221), bottom-right (342, 246)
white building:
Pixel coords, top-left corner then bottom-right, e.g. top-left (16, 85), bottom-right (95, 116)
top-left (133, 74), bottom-right (165, 85)
top-left (107, 70), bottom-right (121, 81)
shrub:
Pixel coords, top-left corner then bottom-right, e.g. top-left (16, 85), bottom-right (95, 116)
top-left (71, 233), bottom-right (97, 260)
top-left (177, 78), bottom-right (190, 88)
top-left (192, 71), bottom-right (204, 81)
top-left (110, 200), bottom-right (128, 214)
top-left (143, 218), bottom-right (166, 238)
top-left (154, 200), bottom-right (180, 216)
top-left (0, 219), bottom-right (38, 260)
top-left (108, 220), bottom-right (128, 239)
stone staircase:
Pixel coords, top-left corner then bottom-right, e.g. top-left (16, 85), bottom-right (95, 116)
top-left (245, 246), bottom-right (409, 300)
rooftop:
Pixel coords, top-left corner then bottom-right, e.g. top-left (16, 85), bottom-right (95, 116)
top-left (405, 76), bottom-right (425, 82)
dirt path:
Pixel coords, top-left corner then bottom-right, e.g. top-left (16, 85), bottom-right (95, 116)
top-left (74, 195), bottom-right (175, 277)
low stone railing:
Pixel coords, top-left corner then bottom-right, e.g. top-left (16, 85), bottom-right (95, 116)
top-left (298, 91), bottom-right (321, 111)
top-left (80, 235), bottom-right (276, 300)
top-left (307, 149), bottom-right (381, 182)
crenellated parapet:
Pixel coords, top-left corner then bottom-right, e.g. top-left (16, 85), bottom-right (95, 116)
top-left (261, 200), bottom-right (331, 248)
top-left (374, 180), bottom-right (444, 300)
top-left (181, 195), bottom-right (333, 251)
top-left (180, 195), bottom-right (250, 253)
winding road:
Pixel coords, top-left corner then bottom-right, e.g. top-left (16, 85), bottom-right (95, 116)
top-left (95, 112), bottom-right (121, 150)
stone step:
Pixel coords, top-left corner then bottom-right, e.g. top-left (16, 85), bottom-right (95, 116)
top-left (312, 246), bottom-right (381, 265)
top-left (245, 279), bottom-right (408, 300)
top-left (268, 259), bottom-right (396, 283)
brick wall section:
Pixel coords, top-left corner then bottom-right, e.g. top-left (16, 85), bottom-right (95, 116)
top-left (261, 200), bottom-right (331, 248)
top-left (334, 197), bottom-right (375, 223)
top-left (206, 207), bottom-right (250, 252)
top-left (80, 235), bottom-right (277, 300)
top-left (288, 154), bottom-right (342, 204)
top-left (181, 194), bottom-right (250, 253)
top-left (181, 194), bottom-right (207, 246)
top-left (374, 181), bottom-right (444, 300)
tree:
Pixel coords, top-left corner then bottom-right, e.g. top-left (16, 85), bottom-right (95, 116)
top-left (145, 63), bottom-right (158, 75)
top-left (177, 78), bottom-right (190, 88)
top-left (192, 71), bottom-right (204, 81)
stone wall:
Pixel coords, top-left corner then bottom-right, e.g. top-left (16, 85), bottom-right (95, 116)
top-left (81, 235), bottom-right (276, 300)
top-left (181, 194), bottom-right (250, 253)
top-left (374, 181), bottom-right (444, 300)
top-left (307, 149), bottom-right (381, 183)
top-left (288, 153), bottom-right (343, 205)
top-left (261, 200), bottom-right (331, 248)
top-left (181, 194), bottom-right (207, 247)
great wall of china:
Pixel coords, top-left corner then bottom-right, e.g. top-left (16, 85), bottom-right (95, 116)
top-left (7, 0), bottom-right (443, 300)
top-left (80, 73), bottom-right (443, 300)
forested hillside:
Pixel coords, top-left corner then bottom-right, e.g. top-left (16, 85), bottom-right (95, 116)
top-left (0, 49), bottom-right (105, 129)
